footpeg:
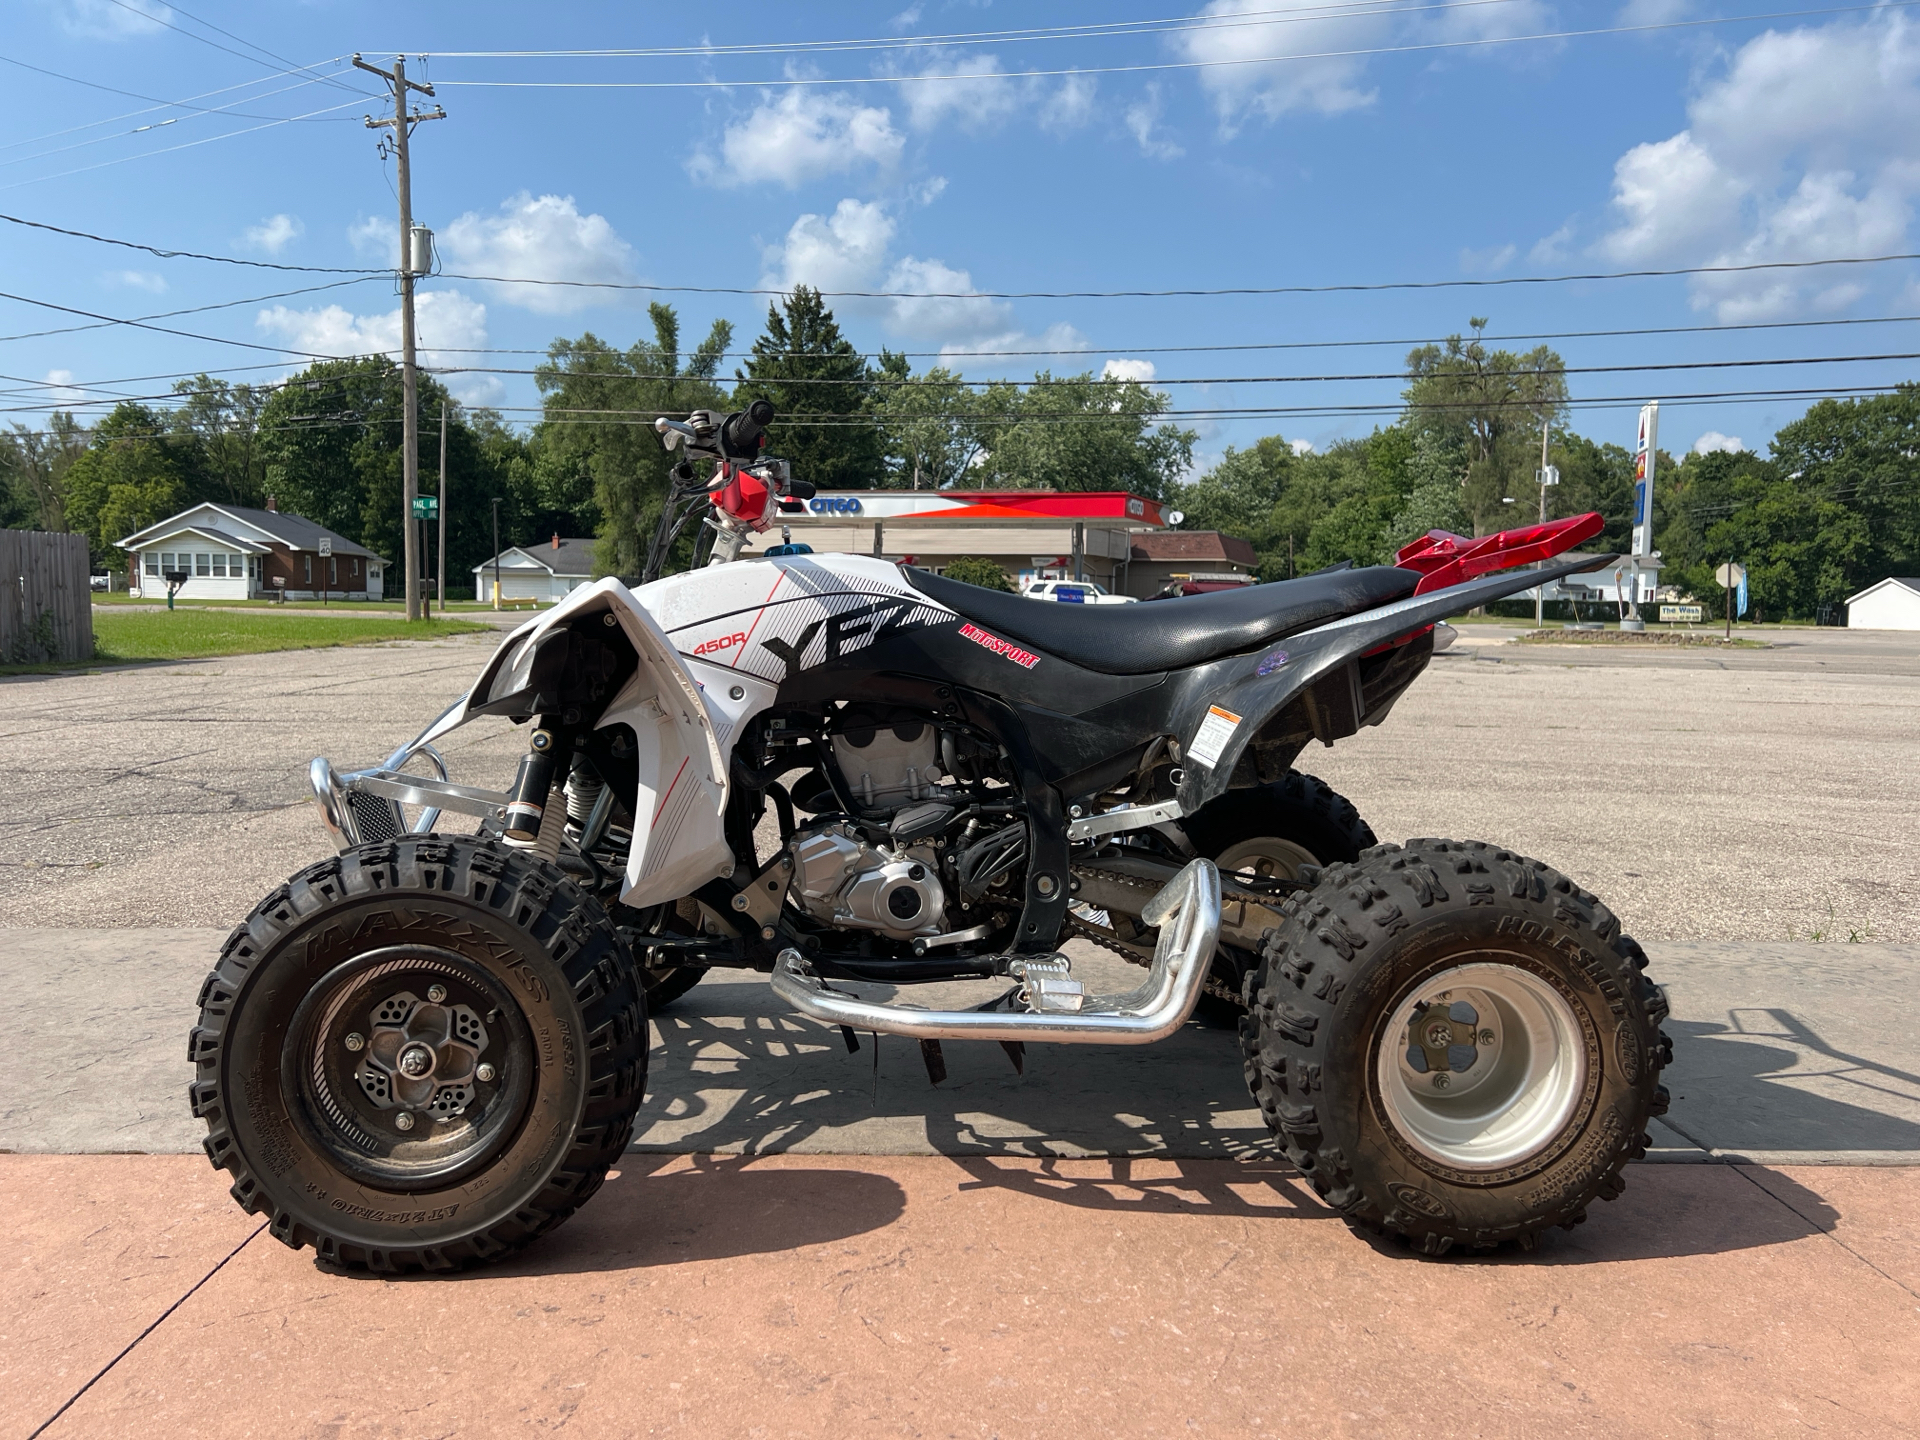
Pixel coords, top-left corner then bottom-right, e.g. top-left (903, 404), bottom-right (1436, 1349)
top-left (770, 860), bottom-right (1221, 1046)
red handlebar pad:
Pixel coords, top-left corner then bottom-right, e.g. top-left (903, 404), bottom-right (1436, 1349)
top-left (714, 464), bottom-right (774, 532)
top-left (1395, 511), bottom-right (1605, 594)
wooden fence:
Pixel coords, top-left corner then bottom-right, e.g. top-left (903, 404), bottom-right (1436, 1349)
top-left (1, 530), bottom-right (94, 664)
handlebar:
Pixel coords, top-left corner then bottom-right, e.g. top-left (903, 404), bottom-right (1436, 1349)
top-left (723, 399), bottom-right (775, 455)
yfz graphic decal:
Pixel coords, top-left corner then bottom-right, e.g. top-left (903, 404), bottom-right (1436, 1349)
top-left (665, 556), bottom-right (954, 685)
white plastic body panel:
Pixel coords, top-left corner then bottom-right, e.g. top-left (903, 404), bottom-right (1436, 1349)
top-left (410, 557), bottom-right (954, 910)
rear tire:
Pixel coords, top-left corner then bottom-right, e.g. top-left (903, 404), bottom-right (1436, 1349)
top-left (189, 836), bottom-right (647, 1273)
top-left (1240, 839), bottom-right (1671, 1254)
top-left (1181, 772), bottom-right (1377, 1022)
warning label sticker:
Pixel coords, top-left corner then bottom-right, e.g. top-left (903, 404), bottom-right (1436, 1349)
top-left (1186, 705), bottom-right (1242, 769)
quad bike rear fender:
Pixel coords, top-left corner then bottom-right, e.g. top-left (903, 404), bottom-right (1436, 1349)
top-left (1169, 552), bottom-right (1614, 815)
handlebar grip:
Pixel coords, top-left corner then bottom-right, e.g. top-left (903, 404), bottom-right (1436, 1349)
top-left (724, 399), bottom-right (776, 454)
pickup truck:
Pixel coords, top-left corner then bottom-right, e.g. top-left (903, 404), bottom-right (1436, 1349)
top-left (1020, 579), bottom-right (1137, 605)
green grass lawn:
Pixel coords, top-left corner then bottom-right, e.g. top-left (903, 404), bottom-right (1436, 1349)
top-left (93, 593), bottom-right (509, 612)
top-left (88, 609), bottom-right (492, 662)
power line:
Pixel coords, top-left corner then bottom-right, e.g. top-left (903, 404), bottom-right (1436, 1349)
top-left (0, 288), bottom-right (348, 357)
top-left (0, 56), bottom-right (366, 138)
top-left (426, 0), bottom-right (1533, 59)
top-left (427, 2), bottom-right (1920, 87)
top-left (446, 349), bottom-right (1920, 388)
top-left (431, 249), bottom-right (1920, 300)
top-left (0, 211), bottom-right (383, 275)
top-left (0, 95), bottom-right (377, 193)
top-left (0, 276), bottom-right (385, 344)
top-left (7, 207), bottom-right (1917, 299)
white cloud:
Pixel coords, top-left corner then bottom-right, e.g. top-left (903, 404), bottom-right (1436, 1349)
top-left (896, 53), bottom-right (1025, 132)
top-left (884, 255), bottom-right (1016, 343)
top-left (55, 0), bottom-right (170, 38)
top-left (1102, 358), bottom-right (1158, 383)
top-left (1459, 243), bottom-right (1517, 274)
top-left (691, 90), bottom-right (904, 188)
top-left (1178, 0), bottom-right (1384, 126)
top-left (763, 199), bottom-right (897, 295)
top-left (346, 215), bottom-right (389, 258)
top-left (1529, 222), bottom-right (1575, 266)
top-left (940, 322), bottom-right (1089, 374)
top-left (1693, 430), bottom-right (1746, 454)
top-left (908, 175), bottom-right (948, 206)
top-left (242, 214), bottom-right (303, 255)
top-left (255, 290), bottom-right (502, 406)
top-left (104, 269), bottom-right (166, 293)
top-left (1124, 86), bottom-right (1185, 161)
top-left (1290, 438), bottom-right (1315, 456)
top-left (42, 369), bottom-right (83, 406)
top-left (439, 193), bottom-right (637, 315)
top-left (1598, 13), bottom-right (1920, 319)
top-left (1040, 74), bottom-right (1099, 131)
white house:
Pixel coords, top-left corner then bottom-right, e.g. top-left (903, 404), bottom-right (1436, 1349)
top-left (474, 535), bottom-right (597, 604)
top-left (1846, 577), bottom-right (1920, 631)
top-left (118, 501), bottom-right (385, 601)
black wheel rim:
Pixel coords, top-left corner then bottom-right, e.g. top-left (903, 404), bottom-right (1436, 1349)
top-left (284, 945), bottom-right (538, 1193)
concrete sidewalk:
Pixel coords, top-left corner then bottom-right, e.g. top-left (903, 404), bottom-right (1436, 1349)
top-left (4, 1153), bottom-right (1917, 1438)
top-left (3, 929), bottom-right (1915, 1165)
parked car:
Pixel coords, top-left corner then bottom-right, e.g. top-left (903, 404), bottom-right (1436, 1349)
top-left (1021, 579), bottom-right (1137, 604)
top-left (90, 574), bottom-right (112, 591)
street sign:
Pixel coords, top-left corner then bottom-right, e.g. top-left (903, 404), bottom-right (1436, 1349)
top-left (412, 496), bottom-right (438, 520)
top-left (317, 537), bottom-right (332, 557)
top-left (1659, 604), bottom-right (1703, 623)
top-left (1714, 562), bottom-right (1746, 588)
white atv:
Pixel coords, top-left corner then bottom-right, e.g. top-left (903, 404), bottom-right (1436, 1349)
top-left (188, 402), bottom-right (1670, 1272)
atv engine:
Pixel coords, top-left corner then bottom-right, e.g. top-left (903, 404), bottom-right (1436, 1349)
top-left (791, 822), bottom-right (948, 940)
top-left (830, 716), bottom-right (946, 810)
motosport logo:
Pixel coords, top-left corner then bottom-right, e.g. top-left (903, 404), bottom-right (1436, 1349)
top-left (809, 497), bottom-right (864, 515)
top-left (959, 622), bottom-right (1039, 669)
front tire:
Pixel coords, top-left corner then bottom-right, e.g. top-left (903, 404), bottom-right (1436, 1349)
top-left (1240, 839), bottom-right (1671, 1254)
top-left (189, 836), bottom-right (647, 1273)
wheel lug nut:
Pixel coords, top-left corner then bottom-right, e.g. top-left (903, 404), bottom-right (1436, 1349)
top-left (344, 1032), bottom-right (366, 1052)
top-left (1432, 1073), bottom-right (1451, 1089)
top-left (476, 1063), bottom-right (496, 1082)
top-left (394, 1111), bottom-right (416, 1131)
top-left (1479, 1028), bottom-right (1496, 1045)
top-left (427, 984), bottom-right (448, 1003)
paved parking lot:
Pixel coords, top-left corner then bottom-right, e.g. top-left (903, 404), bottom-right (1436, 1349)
top-left (3, 622), bottom-right (1914, 940)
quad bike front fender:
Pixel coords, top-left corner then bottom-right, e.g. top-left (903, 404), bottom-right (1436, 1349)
top-left (1169, 553), bottom-right (1613, 815)
top-left (395, 580), bottom-right (739, 908)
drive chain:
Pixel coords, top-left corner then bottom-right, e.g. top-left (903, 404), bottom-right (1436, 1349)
top-left (1066, 863), bottom-right (1248, 1008)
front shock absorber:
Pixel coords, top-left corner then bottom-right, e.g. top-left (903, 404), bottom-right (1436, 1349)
top-left (503, 722), bottom-right (569, 844)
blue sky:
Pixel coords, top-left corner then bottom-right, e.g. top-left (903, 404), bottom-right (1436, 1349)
top-left (3, 0), bottom-right (1918, 472)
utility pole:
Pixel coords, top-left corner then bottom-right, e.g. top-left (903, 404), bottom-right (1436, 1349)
top-left (1536, 416), bottom-right (1550, 628)
top-left (491, 498), bottom-right (502, 610)
top-left (354, 53), bottom-right (444, 622)
top-left (437, 403), bottom-right (448, 606)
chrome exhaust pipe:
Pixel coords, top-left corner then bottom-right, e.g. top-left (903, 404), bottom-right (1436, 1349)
top-left (770, 859), bottom-right (1221, 1045)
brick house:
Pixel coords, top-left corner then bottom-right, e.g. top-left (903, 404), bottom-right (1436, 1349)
top-left (118, 500), bottom-right (386, 601)
top-left (1123, 530), bottom-right (1259, 598)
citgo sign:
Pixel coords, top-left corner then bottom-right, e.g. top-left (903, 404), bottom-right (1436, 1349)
top-left (809, 497), bottom-right (864, 515)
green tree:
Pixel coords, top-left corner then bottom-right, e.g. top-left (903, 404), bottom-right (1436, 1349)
top-left (971, 370), bottom-right (1195, 498)
top-left (1769, 386), bottom-right (1920, 587)
top-left (62, 403), bottom-right (199, 562)
top-left (736, 286), bottom-right (881, 491)
top-left (536, 303), bottom-right (733, 577)
top-left (1, 412), bottom-right (88, 532)
top-left (256, 357), bottom-right (410, 566)
top-left (940, 555), bottom-right (1014, 591)
top-left (169, 375), bottom-right (266, 507)
top-left (870, 350), bottom-right (983, 489)
top-left (1403, 319), bottom-right (1569, 534)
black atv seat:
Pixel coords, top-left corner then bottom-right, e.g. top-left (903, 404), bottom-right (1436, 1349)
top-left (902, 564), bottom-right (1421, 677)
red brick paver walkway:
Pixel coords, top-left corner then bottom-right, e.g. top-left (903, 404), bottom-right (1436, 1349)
top-left (5, 1154), bottom-right (1916, 1438)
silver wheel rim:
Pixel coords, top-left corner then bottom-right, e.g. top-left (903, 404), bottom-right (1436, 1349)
top-left (1214, 836), bottom-right (1319, 884)
top-left (1374, 961), bottom-right (1587, 1171)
